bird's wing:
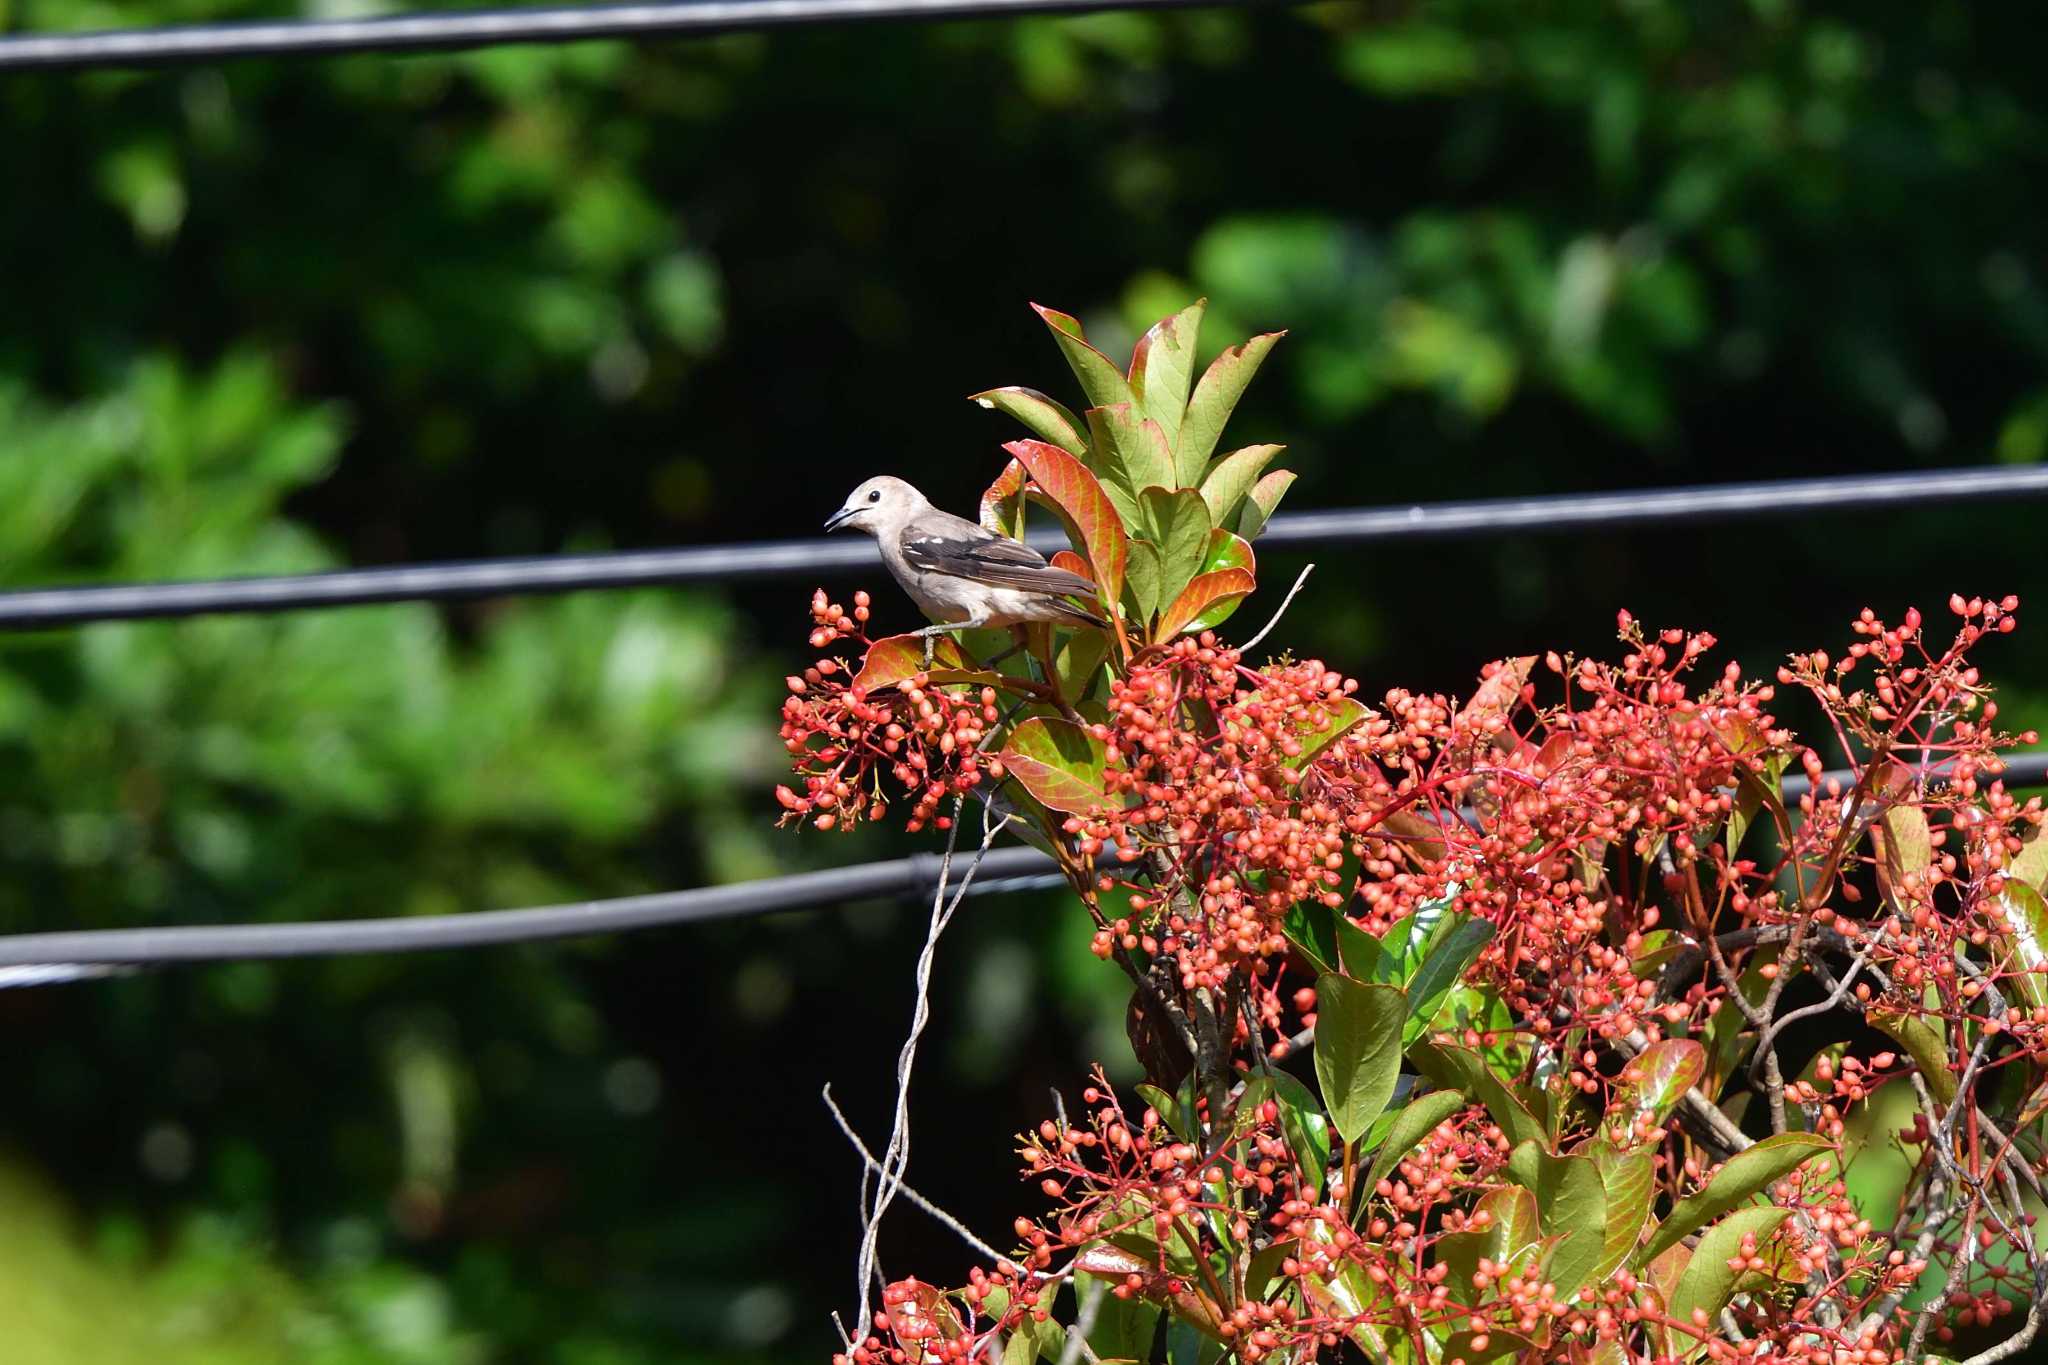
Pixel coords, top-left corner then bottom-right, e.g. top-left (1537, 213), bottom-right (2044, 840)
top-left (901, 513), bottom-right (1099, 598)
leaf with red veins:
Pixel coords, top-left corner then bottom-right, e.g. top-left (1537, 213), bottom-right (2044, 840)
top-left (1155, 568), bottom-right (1256, 643)
top-left (1073, 1243), bottom-right (1227, 1341)
top-left (883, 1279), bottom-right (967, 1350)
top-left (1602, 1039), bottom-right (1706, 1147)
top-left (980, 458), bottom-right (1028, 536)
top-left (1031, 303), bottom-right (1134, 413)
top-left (1049, 550), bottom-right (1093, 583)
top-left (1005, 438), bottom-right (1128, 611)
top-left (1001, 717), bottom-right (1110, 813)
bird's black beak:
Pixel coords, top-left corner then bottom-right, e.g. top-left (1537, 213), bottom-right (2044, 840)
top-left (823, 507), bottom-right (855, 532)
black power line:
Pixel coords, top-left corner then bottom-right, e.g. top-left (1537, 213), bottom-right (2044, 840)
top-left (2, 753), bottom-right (2041, 974)
top-left (0, 0), bottom-right (1259, 72)
top-left (2, 464), bottom-right (2038, 630)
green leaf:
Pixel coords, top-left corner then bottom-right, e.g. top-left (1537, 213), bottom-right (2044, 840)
top-left (1054, 628), bottom-right (1111, 705)
top-left (1123, 540), bottom-right (1165, 622)
top-left (1280, 696), bottom-right (1368, 773)
top-left (1230, 468), bottom-right (1296, 540)
top-left (1602, 1040), bottom-right (1706, 1147)
top-left (1138, 485), bottom-right (1213, 613)
top-left (1505, 1142), bottom-right (1607, 1296)
top-left (1267, 1068), bottom-right (1332, 1201)
top-left (1401, 915), bottom-right (1494, 1046)
top-left (1005, 438), bottom-right (1128, 610)
top-left (1089, 404), bottom-right (1177, 506)
top-left (970, 386), bottom-right (1088, 458)
top-left (1000, 717), bottom-right (1109, 814)
top-left (1127, 300), bottom-right (1204, 463)
top-left (1312, 974), bottom-right (1406, 1142)
top-left (1075, 1278), bottom-right (1160, 1363)
top-left (1181, 330), bottom-right (1284, 472)
top-left (1155, 568), bottom-right (1255, 642)
top-left (1182, 531), bottom-right (1259, 633)
top-left (1638, 1132), bottom-right (1831, 1265)
top-left (1588, 1147), bottom-right (1656, 1283)
top-left (1992, 880), bottom-right (2048, 1014)
top-left (1668, 1206), bottom-right (1792, 1330)
top-left (1197, 443), bottom-right (1283, 527)
top-left (1283, 902), bottom-right (1339, 977)
top-left (1410, 1043), bottom-right (1546, 1150)
top-left (1362, 1087), bottom-right (1466, 1191)
top-left (1868, 1002), bottom-right (1957, 1106)
top-left (1032, 303), bottom-right (1133, 413)
top-left (1440, 1330), bottom-right (1534, 1365)
top-left (1437, 1183), bottom-right (1542, 1300)
top-left (1333, 915), bottom-right (1382, 980)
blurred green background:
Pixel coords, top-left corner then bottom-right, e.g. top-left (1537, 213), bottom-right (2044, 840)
top-left (1, 0), bottom-right (2044, 1359)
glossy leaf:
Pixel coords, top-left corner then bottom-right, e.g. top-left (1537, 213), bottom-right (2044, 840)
top-left (1198, 443), bottom-right (1283, 526)
top-left (1589, 1147), bottom-right (1656, 1283)
top-left (1440, 1330), bottom-right (1533, 1365)
top-left (1312, 974), bottom-right (1406, 1142)
top-left (1181, 330), bottom-right (1284, 471)
top-left (1088, 404), bottom-right (1177, 507)
top-left (1156, 568), bottom-right (1255, 641)
top-left (1054, 627), bottom-right (1110, 703)
top-left (853, 634), bottom-right (975, 692)
top-left (1437, 1183), bottom-right (1542, 1298)
top-left (1005, 438), bottom-right (1128, 610)
top-left (1000, 717), bottom-right (1109, 814)
top-left (1267, 1067), bottom-right (1332, 1201)
top-left (1505, 1141), bottom-right (1607, 1296)
top-left (970, 386), bottom-right (1088, 457)
top-left (1603, 1040), bottom-right (1707, 1147)
top-left (1032, 303), bottom-right (1133, 413)
top-left (1138, 486), bottom-right (1213, 614)
top-left (1126, 300), bottom-right (1204, 460)
top-left (1668, 1206), bottom-right (1792, 1331)
top-left (1283, 902), bottom-right (1339, 978)
top-left (1401, 914), bottom-right (1494, 1045)
top-left (1333, 914), bottom-right (1382, 980)
top-left (1230, 468), bottom-right (1296, 540)
top-left (1362, 1087), bottom-right (1466, 1191)
top-left (980, 458), bottom-right (1028, 535)
top-left (1638, 1131), bottom-right (1831, 1264)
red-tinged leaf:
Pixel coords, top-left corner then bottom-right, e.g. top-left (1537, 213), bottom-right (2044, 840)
top-left (1182, 330), bottom-right (1285, 472)
top-left (1603, 1039), bottom-right (1707, 1147)
top-left (1031, 303), bottom-right (1133, 413)
top-left (1437, 1183), bottom-right (1542, 1297)
top-left (1127, 299), bottom-right (1204, 460)
top-left (1001, 717), bottom-right (1109, 813)
top-left (1230, 468), bottom-right (1295, 540)
top-left (1589, 1147), bottom-right (1656, 1283)
top-left (1005, 438), bottom-right (1127, 611)
top-left (969, 386), bottom-right (1088, 457)
top-left (1075, 1242), bottom-right (1225, 1342)
top-left (854, 634), bottom-right (974, 692)
top-left (1638, 1132), bottom-right (1831, 1265)
top-left (1198, 443), bottom-right (1283, 526)
top-left (1156, 568), bottom-right (1255, 641)
top-left (980, 458), bottom-right (1027, 535)
top-left (1049, 550), bottom-right (1093, 582)
top-left (884, 1279), bottom-right (967, 1349)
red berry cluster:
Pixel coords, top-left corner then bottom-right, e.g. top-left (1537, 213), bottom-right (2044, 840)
top-left (778, 590), bottom-right (1003, 833)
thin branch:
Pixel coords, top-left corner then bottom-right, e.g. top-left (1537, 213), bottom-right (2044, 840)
top-left (822, 1083), bottom-right (1007, 1264)
top-left (1239, 563), bottom-right (1314, 654)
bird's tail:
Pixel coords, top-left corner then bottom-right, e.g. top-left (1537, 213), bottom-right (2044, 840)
top-left (1049, 596), bottom-right (1109, 629)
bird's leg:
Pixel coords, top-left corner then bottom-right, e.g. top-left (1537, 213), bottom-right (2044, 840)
top-left (910, 622), bottom-right (957, 669)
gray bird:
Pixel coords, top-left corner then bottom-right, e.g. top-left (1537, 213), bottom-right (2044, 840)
top-left (823, 476), bottom-right (1106, 656)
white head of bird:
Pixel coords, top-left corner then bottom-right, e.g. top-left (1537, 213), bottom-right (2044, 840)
top-left (823, 475), bottom-right (930, 536)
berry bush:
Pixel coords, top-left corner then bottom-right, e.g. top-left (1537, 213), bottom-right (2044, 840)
top-left (782, 304), bottom-right (2048, 1365)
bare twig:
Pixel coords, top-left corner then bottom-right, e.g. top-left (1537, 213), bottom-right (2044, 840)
top-left (822, 1083), bottom-right (1007, 1264)
top-left (848, 795), bottom-right (1012, 1345)
top-left (1240, 563), bottom-right (1314, 654)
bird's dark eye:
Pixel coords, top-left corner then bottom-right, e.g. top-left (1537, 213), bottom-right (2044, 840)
top-left (867, 490), bottom-right (881, 502)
